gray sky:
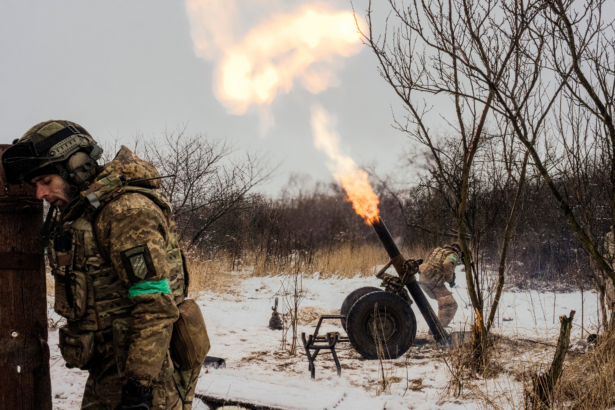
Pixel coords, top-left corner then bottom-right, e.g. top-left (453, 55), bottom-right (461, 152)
top-left (0, 0), bottom-right (412, 195)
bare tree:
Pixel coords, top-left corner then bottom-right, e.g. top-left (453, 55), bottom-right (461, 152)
top-left (542, 0), bottom-right (615, 287)
top-left (137, 126), bottom-right (276, 247)
top-left (359, 0), bottom-right (541, 367)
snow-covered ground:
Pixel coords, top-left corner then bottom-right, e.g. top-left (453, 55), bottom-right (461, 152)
top-left (50, 266), bottom-right (599, 410)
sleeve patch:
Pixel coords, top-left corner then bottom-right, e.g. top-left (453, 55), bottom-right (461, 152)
top-left (121, 245), bottom-right (157, 282)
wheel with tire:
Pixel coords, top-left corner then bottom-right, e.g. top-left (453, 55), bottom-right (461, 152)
top-left (346, 291), bottom-right (417, 360)
top-left (340, 287), bottom-right (383, 331)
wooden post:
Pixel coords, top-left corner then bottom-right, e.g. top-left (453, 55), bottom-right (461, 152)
top-left (0, 144), bottom-right (51, 410)
top-left (528, 310), bottom-right (575, 409)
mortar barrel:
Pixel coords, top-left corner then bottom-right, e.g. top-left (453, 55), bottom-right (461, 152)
top-left (371, 216), bottom-right (450, 345)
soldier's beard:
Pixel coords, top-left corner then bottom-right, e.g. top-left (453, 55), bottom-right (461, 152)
top-left (51, 178), bottom-right (76, 209)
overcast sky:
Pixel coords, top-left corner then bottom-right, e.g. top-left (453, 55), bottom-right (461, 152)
top-left (0, 1), bottom-right (417, 195)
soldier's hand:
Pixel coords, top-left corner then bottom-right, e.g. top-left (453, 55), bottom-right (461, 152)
top-left (117, 380), bottom-right (153, 410)
top-left (449, 272), bottom-right (456, 288)
top-left (403, 258), bottom-right (422, 276)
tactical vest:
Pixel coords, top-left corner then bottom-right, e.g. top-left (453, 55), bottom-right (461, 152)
top-left (419, 247), bottom-right (456, 286)
top-left (49, 173), bottom-right (187, 333)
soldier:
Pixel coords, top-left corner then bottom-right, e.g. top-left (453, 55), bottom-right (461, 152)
top-left (2, 120), bottom-right (209, 410)
top-left (418, 243), bottom-right (461, 330)
top-left (603, 227), bottom-right (615, 310)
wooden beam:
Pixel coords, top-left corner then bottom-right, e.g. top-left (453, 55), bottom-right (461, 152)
top-left (528, 310), bottom-right (575, 409)
top-left (0, 144), bottom-right (51, 410)
top-left (196, 394), bottom-right (286, 410)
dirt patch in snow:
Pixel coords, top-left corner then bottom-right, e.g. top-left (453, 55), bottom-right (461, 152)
top-left (296, 306), bottom-right (341, 326)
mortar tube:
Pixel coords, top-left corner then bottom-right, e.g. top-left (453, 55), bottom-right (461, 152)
top-left (371, 217), bottom-right (450, 345)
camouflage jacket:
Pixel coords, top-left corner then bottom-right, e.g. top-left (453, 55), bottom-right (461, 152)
top-left (419, 246), bottom-right (459, 287)
top-left (48, 146), bottom-right (187, 386)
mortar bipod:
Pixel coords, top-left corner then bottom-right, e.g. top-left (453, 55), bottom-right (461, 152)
top-left (374, 252), bottom-right (451, 346)
top-left (301, 315), bottom-right (350, 379)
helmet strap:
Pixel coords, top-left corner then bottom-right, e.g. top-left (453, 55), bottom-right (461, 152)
top-left (53, 162), bottom-right (70, 181)
top-left (53, 162), bottom-right (81, 196)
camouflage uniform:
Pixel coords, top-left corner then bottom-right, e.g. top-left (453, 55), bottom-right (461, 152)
top-left (418, 246), bottom-right (459, 327)
top-left (603, 228), bottom-right (615, 309)
top-left (49, 146), bottom-right (201, 409)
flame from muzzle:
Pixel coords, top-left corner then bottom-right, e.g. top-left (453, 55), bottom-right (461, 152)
top-left (311, 105), bottom-right (379, 224)
top-left (185, 1), bottom-right (364, 121)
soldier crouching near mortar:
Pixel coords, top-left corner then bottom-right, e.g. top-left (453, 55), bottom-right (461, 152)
top-left (2, 120), bottom-right (209, 410)
top-left (418, 243), bottom-right (462, 332)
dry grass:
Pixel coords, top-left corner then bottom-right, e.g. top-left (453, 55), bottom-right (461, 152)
top-left (245, 242), bottom-right (431, 279)
top-left (241, 243), bottom-right (385, 278)
top-left (186, 242), bottom-right (431, 296)
top-left (295, 306), bottom-right (340, 326)
top-left (310, 244), bottom-right (392, 278)
top-left (185, 254), bottom-right (248, 296)
top-left (443, 333), bottom-right (503, 398)
top-left (551, 332), bottom-right (615, 409)
top-left (442, 330), bottom-right (615, 410)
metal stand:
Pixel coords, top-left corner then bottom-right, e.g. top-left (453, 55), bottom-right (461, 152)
top-left (301, 315), bottom-right (349, 379)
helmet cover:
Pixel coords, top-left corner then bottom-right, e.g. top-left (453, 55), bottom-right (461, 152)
top-left (2, 120), bottom-right (102, 184)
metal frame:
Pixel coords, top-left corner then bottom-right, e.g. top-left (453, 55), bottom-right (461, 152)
top-left (301, 315), bottom-right (349, 379)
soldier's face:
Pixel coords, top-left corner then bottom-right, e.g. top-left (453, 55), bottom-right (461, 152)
top-left (31, 174), bottom-right (72, 208)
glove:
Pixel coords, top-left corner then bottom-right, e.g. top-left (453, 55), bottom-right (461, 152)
top-left (381, 276), bottom-right (405, 293)
top-left (449, 272), bottom-right (456, 288)
top-left (403, 258), bottom-right (422, 276)
top-left (116, 380), bottom-right (153, 410)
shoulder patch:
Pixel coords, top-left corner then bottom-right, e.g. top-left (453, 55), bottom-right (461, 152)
top-left (121, 244), bottom-right (157, 282)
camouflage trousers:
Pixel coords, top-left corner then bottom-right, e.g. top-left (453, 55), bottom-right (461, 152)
top-left (80, 341), bottom-right (201, 410)
top-left (419, 282), bottom-right (458, 327)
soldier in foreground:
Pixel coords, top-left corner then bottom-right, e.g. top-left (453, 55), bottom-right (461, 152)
top-left (2, 120), bottom-right (209, 410)
top-left (418, 243), bottom-right (461, 331)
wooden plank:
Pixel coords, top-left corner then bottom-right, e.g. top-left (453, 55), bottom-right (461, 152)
top-left (0, 144), bottom-right (51, 410)
top-left (0, 253), bottom-right (42, 270)
top-left (195, 394), bottom-right (286, 410)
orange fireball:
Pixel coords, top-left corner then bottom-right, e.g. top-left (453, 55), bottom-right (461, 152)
top-left (311, 105), bottom-right (380, 225)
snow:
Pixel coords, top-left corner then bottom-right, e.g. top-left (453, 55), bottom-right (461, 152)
top-left (49, 266), bottom-right (600, 409)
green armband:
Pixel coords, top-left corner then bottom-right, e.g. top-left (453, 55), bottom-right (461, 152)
top-left (129, 278), bottom-right (172, 298)
top-left (447, 255), bottom-right (457, 262)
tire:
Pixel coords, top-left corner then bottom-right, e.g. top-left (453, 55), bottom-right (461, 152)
top-left (340, 287), bottom-right (383, 331)
top-left (346, 291), bottom-right (417, 360)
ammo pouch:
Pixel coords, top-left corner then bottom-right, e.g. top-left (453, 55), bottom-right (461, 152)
top-left (53, 269), bottom-right (89, 321)
top-left (171, 299), bottom-right (210, 370)
top-left (59, 326), bottom-right (95, 369)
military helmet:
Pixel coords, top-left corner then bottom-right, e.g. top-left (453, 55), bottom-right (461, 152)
top-left (2, 120), bottom-right (103, 185)
top-left (449, 242), bottom-right (461, 253)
